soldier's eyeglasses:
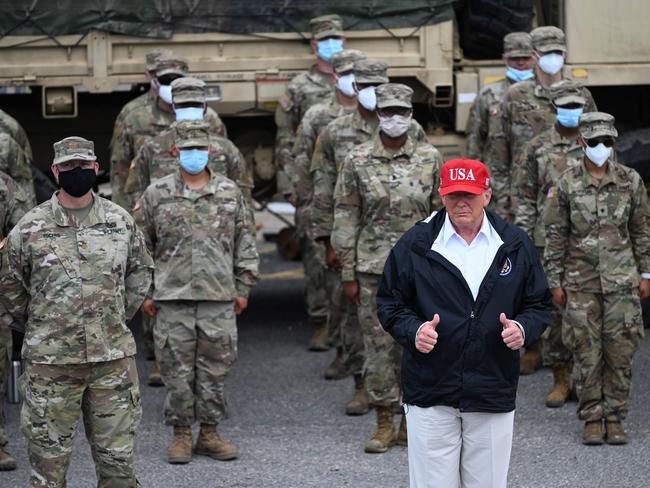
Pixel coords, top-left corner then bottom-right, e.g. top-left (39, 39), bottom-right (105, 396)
top-left (585, 137), bottom-right (614, 148)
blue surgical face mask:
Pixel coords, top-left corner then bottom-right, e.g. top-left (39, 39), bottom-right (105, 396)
top-left (537, 53), bottom-right (564, 75)
top-left (175, 107), bottom-right (204, 121)
top-left (357, 86), bottom-right (377, 111)
top-left (505, 66), bottom-right (534, 82)
top-left (158, 84), bottom-right (173, 104)
top-left (337, 74), bottom-right (356, 97)
top-left (179, 149), bottom-right (209, 175)
top-left (317, 38), bottom-right (344, 62)
top-left (556, 107), bottom-right (583, 128)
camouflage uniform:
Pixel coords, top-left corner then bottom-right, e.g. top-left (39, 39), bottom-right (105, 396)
top-left (0, 108), bottom-right (33, 160)
top-left (515, 80), bottom-right (589, 371)
top-left (274, 14), bottom-right (342, 194)
top-left (110, 53), bottom-right (227, 211)
top-left (0, 137), bottom-right (153, 488)
top-left (465, 32), bottom-right (532, 162)
top-left (136, 168), bottom-right (259, 426)
top-left (0, 131), bottom-right (36, 206)
top-left (491, 27), bottom-right (597, 217)
top-left (0, 171), bottom-right (29, 457)
top-left (332, 84), bottom-right (443, 407)
top-left (544, 113), bottom-right (650, 422)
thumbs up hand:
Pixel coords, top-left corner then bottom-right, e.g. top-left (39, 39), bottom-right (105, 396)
top-left (415, 314), bottom-right (440, 353)
top-left (500, 313), bottom-right (524, 350)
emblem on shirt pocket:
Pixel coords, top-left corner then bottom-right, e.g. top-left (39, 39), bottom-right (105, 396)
top-left (500, 257), bottom-right (512, 276)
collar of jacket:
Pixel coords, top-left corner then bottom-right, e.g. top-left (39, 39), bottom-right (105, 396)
top-left (173, 167), bottom-right (218, 198)
top-left (51, 191), bottom-right (106, 227)
top-left (369, 131), bottom-right (417, 159)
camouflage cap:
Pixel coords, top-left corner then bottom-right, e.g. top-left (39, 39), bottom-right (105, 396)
top-left (309, 14), bottom-right (344, 40)
top-left (154, 51), bottom-right (189, 77)
top-left (145, 48), bottom-right (174, 72)
top-left (353, 59), bottom-right (389, 84)
top-left (531, 26), bottom-right (566, 53)
top-left (171, 77), bottom-right (206, 104)
top-left (579, 112), bottom-right (618, 139)
top-left (503, 32), bottom-right (533, 57)
top-left (174, 121), bottom-right (211, 149)
top-left (376, 83), bottom-right (413, 109)
top-left (549, 79), bottom-right (586, 106)
top-left (332, 49), bottom-right (367, 74)
top-left (53, 136), bottom-right (96, 165)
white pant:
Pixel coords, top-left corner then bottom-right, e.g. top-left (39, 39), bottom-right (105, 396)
top-left (405, 405), bottom-right (515, 488)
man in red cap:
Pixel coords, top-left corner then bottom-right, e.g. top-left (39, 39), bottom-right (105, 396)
top-left (377, 159), bottom-right (551, 488)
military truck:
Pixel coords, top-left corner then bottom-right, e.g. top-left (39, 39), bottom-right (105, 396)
top-left (1, 0), bottom-right (649, 193)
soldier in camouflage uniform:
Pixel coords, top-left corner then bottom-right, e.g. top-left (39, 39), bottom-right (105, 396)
top-left (0, 131), bottom-right (36, 206)
top-left (465, 32), bottom-right (534, 162)
top-left (0, 108), bottom-right (33, 160)
top-left (136, 126), bottom-right (259, 464)
top-left (289, 49), bottom-right (365, 359)
top-left (0, 171), bottom-right (30, 471)
top-left (111, 51), bottom-right (227, 211)
top-left (515, 80), bottom-right (590, 404)
top-left (274, 14), bottom-right (343, 195)
top-left (332, 84), bottom-right (443, 453)
top-left (544, 113), bottom-right (650, 445)
top-left (0, 137), bottom-right (153, 487)
top-left (311, 59), bottom-right (427, 415)
top-left (493, 25), bottom-right (597, 374)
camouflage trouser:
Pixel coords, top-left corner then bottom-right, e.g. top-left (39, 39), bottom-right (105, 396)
top-left (0, 314), bottom-right (9, 447)
top-left (564, 290), bottom-right (645, 422)
top-left (300, 234), bottom-right (328, 327)
top-left (357, 273), bottom-right (402, 407)
top-left (141, 311), bottom-right (155, 360)
top-left (20, 357), bottom-right (141, 488)
top-left (324, 268), bottom-right (364, 376)
top-left (155, 301), bottom-right (237, 426)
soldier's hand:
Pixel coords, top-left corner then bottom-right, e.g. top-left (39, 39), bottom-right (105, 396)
top-left (500, 313), bottom-right (524, 350)
top-left (415, 314), bottom-right (440, 353)
top-left (325, 243), bottom-right (341, 270)
top-left (551, 287), bottom-right (566, 306)
top-left (143, 298), bottom-right (156, 317)
top-left (639, 279), bottom-right (650, 300)
top-left (234, 297), bottom-right (248, 315)
top-left (343, 280), bottom-right (360, 305)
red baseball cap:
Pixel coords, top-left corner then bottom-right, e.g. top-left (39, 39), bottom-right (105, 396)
top-left (439, 159), bottom-right (491, 196)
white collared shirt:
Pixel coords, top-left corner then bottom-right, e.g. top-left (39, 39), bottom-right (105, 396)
top-left (430, 211), bottom-right (503, 300)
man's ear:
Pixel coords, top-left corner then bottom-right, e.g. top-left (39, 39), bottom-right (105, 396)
top-left (51, 163), bottom-right (59, 182)
top-left (94, 161), bottom-right (100, 175)
top-left (310, 39), bottom-right (318, 54)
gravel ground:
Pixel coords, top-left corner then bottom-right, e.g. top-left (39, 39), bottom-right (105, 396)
top-left (2, 244), bottom-right (649, 487)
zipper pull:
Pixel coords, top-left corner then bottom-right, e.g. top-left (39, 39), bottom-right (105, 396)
top-left (470, 311), bottom-right (475, 319)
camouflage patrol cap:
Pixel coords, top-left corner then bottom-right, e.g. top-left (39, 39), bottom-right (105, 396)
top-left (503, 32), bottom-right (533, 57)
top-left (154, 51), bottom-right (189, 77)
top-left (353, 59), bottom-right (389, 84)
top-left (531, 26), bottom-right (566, 53)
top-left (549, 79), bottom-right (586, 106)
top-left (174, 121), bottom-right (211, 149)
top-left (309, 14), bottom-right (344, 40)
top-left (332, 49), bottom-right (367, 74)
top-left (579, 112), bottom-right (618, 139)
top-left (53, 136), bottom-right (96, 165)
top-left (171, 77), bottom-right (206, 104)
top-left (145, 48), bottom-right (174, 72)
top-left (376, 83), bottom-right (413, 109)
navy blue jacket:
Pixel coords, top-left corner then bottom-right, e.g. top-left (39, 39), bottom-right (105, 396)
top-left (377, 209), bottom-right (551, 412)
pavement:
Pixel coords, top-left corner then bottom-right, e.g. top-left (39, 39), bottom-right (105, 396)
top-left (2, 242), bottom-right (650, 487)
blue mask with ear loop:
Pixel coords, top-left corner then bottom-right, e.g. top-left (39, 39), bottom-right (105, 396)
top-left (505, 67), bottom-right (534, 82)
top-left (556, 107), bottom-right (583, 128)
top-left (317, 38), bottom-right (344, 62)
top-left (175, 107), bottom-right (204, 121)
top-left (179, 149), bottom-right (209, 174)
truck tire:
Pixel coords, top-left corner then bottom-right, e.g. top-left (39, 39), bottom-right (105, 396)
top-left (616, 127), bottom-right (650, 184)
top-left (459, 0), bottom-right (535, 60)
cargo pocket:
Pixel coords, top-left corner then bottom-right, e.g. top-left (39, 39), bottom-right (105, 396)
top-left (623, 307), bottom-right (644, 349)
top-left (19, 372), bottom-right (49, 444)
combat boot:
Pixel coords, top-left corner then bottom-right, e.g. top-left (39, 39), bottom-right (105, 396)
top-left (167, 426), bottom-right (192, 464)
top-left (520, 340), bottom-right (542, 375)
top-left (0, 447), bottom-right (16, 471)
top-left (324, 347), bottom-right (348, 380)
top-left (396, 414), bottom-right (407, 447)
top-left (605, 421), bottom-right (627, 445)
top-left (364, 406), bottom-right (396, 453)
top-left (194, 424), bottom-right (238, 460)
top-left (308, 323), bottom-right (330, 351)
top-left (582, 420), bottom-right (604, 445)
top-left (147, 361), bottom-right (164, 387)
top-left (345, 375), bottom-right (369, 416)
top-left (545, 362), bottom-right (570, 408)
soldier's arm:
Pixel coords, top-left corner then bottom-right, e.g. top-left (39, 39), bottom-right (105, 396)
top-left (331, 154), bottom-right (362, 282)
top-left (123, 218), bottom-right (154, 321)
top-left (627, 172), bottom-right (650, 274)
top-left (542, 179), bottom-right (570, 289)
top-left (233, 191), bottom-right (260, 298)
top-left (465, 93), bottom-right (488, 159)
top-left (290, 122), bottom-right (317, 207)
top-left (513, 144), bottom-right (539, 240)
top-left (583, 87), bottom-right (598, 112)
top-left (429, 148), bottom-right (444, 211)
top-left (7, 143), bottom-right (36, 206)
top-left (206, 108), bottom-right (228, 139)
top-left (110, 119), bottom-right (135, 210)
top-left (0, 228), bottom-right (29, 330)
top-left (310, 130), bottom-right (337, 242)
top-left (489, 95), bottom-right (513, 217)
top-left (124, 145), bottom-right (150, 205)
top-left (274, 87), bottom-right (299, 196)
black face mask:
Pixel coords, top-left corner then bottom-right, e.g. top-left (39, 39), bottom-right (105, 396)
top-left (57, 167), bottom-right (96, 197)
